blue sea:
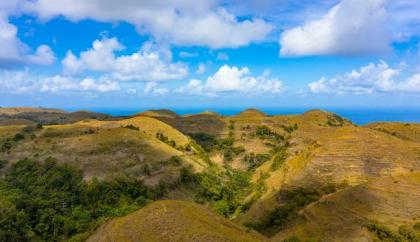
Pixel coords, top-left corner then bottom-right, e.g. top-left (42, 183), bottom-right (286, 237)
top-left (65, 107), bottom-right (420, 125)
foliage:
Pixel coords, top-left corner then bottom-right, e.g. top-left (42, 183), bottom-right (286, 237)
top-left (0, 159), bottom-right (7, 169)
top-left (243, 153), bottom-right (271, 171)
top-left (246, 185), bottom-right (340, 236)
top-left (0, 159), bottom-right (160, 241)
top-left (156, 132), bottom-right (176, 148)
top-left (179, 166), bottom-right (251, 217)
top-left (0, 132), bottom-right (26, 153)
top-left (326, 114), bottom-right (345, 127)
top-left (270, 147), bottom-right (287, 171)
top-left (188, 132), bottom-right (215, 152)
top-left (255, 126), bottom-right (284, 142)
top-left (189, 131), bottom-right (243, 162)
top-left (365, 221), bottom-right (420, 242)
top-left (282, 123), bottom-right (299, 133)
top-left (123, 124), bottom-right (139, 131)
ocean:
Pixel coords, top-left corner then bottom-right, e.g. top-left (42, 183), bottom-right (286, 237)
top-left (66, 107), bottom-right (420, 125)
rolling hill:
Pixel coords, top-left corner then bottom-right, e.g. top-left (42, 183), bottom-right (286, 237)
top-left (1, 107), bottom-right (419, 241)
top-left (87, 200), bottom-right (268, 242)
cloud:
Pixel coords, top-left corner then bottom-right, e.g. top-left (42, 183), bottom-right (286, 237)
top-left (0, 69), bottom-right (118, 94)
top-left (25, 0), bottom-right (273, 49)
top-left (308, 61), bottom-right (420, 94)
top-left (179, 51), bottom-right (198, 58)
top-left (62, 38), bottom-right (188, 82)
top-left (177, 65), bottom-right (283, 95)
top-left (41, 75), bottom-right (119, 93)
top-left (279, 0), bottom-right (391, 56)
top-left (144, 82), bottom-right (169, 95)
top-left (196, 63), bottom-right (207, 75)
top-left (0, 15), bottom-right (55, 67)
top-left (27, 45), bottom-right (55, 65)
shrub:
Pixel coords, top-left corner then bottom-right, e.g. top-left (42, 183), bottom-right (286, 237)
top-left (123, 124), bottom-right (139, 131)
top-left (255, 126), bottom-right (284, 142)
top-left (365, 221), bottom-right (403, 241)
top-left (248, 185), bottom-right (339, 235)
top-left (189, 133), bottom-right (216, 152)
top-left (270, 148), bottom-right (287, 171)
top-left (243, 153), bottom-right (271, 171)
top-left (0, 160), bottom-right (7, 169)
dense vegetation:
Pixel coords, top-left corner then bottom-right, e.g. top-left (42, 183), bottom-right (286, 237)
top-left (189, 132), bottom-right (245, 162)
top-left (246, 184), bottom-right (341, 236)
top-left (0, 132), bottom-right (26, 153)
top-left (179, 166), bottom-right (251, 217)
top-left (365, 221), bottom-right (420, 242)
top-left (0, 158), bottom-right (162, 241)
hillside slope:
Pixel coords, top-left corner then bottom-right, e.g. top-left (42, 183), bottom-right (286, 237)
top-left (0, 116), bottom-right (208, 185)
top-left (273, 173), bottom-right (420, 241)
top-left (87, 200), bottom-right (268, 242)
top-left (366, 122), bottom-right (420, 143)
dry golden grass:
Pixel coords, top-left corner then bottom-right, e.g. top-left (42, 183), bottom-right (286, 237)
top-left (136, 109), bottom-right (180, 118)
top-left (0, 107), bottom-right (65, 115)
top-left (273, 172), bottom-right (420, 241)
top-left (0, 116), bottom-right (208, 184)
top-left (366, 122), bottom-right (420, 143)
top-left (87, 200), bottom-right (269, 242)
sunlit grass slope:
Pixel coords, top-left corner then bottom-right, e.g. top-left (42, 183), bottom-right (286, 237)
top-left (87, 200), bottom-right (269, 242)
top-left (273, 173), bottom-right (420, 241)
top-left (0, 116), bottom-right (208, 185)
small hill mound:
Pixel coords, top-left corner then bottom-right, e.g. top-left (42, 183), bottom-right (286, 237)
top-left (137, 109), bottom-right (180, 118)
top-left (88, 200), bottom-right (268, 242)
top-left (0, 107), bottom-right (112, 125)
top-left (301, 109), bottom-right (352, 127)
top-left (236, 109), bottom-right (267, 118)
top-left (184, 111), bottom-right (221, 118)
top-left (0, 107), bottom-right (65, 115)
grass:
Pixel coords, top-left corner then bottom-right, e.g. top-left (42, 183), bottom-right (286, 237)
top-left (87, 200), bottom-right (268, 242)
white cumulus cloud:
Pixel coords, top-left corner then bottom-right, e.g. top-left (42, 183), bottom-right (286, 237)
top-left (24, 0), bottom-right (273, 49)
top-left (143, 82), bottom-right (169, 95)
top-left (308, 61), bottom-right (420, 94)
top-left (0, 69), bottom-right (118, 94)
top-left (62, 38), bottom-right (188, 82)
top-left (177, 65), bottom-right (283, 95)
top-left (279, 0), bottom-right (391, 56)
top-left (0, 15), bottom-right (55, 66)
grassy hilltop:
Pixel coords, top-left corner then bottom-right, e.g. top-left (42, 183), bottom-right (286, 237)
top-left (0, 107), bottom-right (419, 241)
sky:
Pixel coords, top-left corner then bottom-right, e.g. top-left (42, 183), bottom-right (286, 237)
top-left (1, 0), bottom-right (420, 109)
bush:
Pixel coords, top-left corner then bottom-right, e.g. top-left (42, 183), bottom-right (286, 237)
top-left (123, 124), bottom-right (139, 131)
top-left (0, 159), bottom-right (158, 241)
top-left (248, 185), bottom-right (339, 235)
top-left (189, 133), bottom-right (215, 152)
top-left (0, 160), bottom-right (7, 169)
top-left (365, 221), bottom-right (403, 241)
top-left (243, 153), bottom-right (271, 171)
top-left (156, 132), bottom-right (176, 148)
top-left (271, 148), bottom-right (287, 171)
top-left (255, 126), bottom-right (284, 142)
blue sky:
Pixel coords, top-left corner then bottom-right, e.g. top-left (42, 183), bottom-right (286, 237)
top-left (1, 0), bottom-right (420, 109)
